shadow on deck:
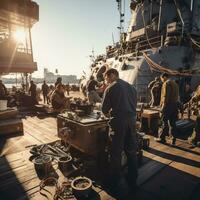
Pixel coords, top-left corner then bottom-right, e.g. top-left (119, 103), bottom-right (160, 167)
top-left (0, 115), bottom-right (199, 200)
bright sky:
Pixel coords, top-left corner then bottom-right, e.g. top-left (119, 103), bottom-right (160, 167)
top-left (32, 0), bottom-right (131, 78)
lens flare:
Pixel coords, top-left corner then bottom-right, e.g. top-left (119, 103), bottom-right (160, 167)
top-left (13, 30), bottom-right (26, 43)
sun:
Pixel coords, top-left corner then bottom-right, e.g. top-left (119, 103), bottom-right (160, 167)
top-left (13, 30), bottom-right (26, 43)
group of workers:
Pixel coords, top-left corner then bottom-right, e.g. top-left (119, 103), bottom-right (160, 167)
top-left (28, 77), bottom-right (71, 112)
top-left (148, 75), bottom-right (193, 107)
top-left (0, 77), bottom-right (71, 112)
top-left (0, 70), bottom-right (199, 199)
top-left (84, 70), bottom-right (200, 199)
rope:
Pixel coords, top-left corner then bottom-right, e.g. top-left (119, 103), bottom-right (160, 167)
top-left (190, 36), bottom-right (200, 48)
top-left (39, 177), bottom-right (74, 200)
top-left (143, 52), bottom-right (194, 76)
top-left (39, 177), bottom-right (58, 199)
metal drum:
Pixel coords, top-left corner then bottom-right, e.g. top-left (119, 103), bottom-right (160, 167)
top-left (32, 155), bottom-right (52, 176)
top-left (71, 176), bottom-right (92, 198)
top-left (58, 155), bottom-right (73, 172)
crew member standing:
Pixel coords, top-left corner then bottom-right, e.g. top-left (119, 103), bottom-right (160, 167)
top-left (0, 80), bottom-right (7, 99)
top-left (29, 80), bottom-right (38, 105)
top-left (87, 76), bottom-right (101, 104)
top-left (159, 73), bottom-right (179, 145)
top-left (102, 68), bottom-right (138, 198)
top-left (42, 81), bottom-right (49, 104)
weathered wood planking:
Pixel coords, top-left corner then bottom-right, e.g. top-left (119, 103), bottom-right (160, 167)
top-left (0, 115), bottom-right (200, 200)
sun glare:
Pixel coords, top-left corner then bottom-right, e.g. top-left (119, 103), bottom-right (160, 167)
top-left (13, 30), bottom-right (26, 43)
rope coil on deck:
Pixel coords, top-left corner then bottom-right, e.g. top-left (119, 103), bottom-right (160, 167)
top-left (39, 177), bottom-right (74, 200)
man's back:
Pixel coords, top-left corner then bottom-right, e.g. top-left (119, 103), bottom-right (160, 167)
top-left (102, 79), bottom-right (137, 118)
top-left (42, 84), bottom-right (49, 93)
top-left (161, 79), bottom-right (179, 105)
top-left (29, 84), bottom-right (36, 96)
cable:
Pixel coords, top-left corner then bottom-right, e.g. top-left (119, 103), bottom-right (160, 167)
top-left (141, 3), bottom-right (157, 50)
top-left (143, 52), bottom-right (196, 76)
top-left (190, 36), bottom-right (200, 48)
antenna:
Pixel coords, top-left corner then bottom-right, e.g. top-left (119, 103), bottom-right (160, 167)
top-left (112, 32), bottom-right (115, 44)
top-left (123, 0), bottom-right (126, 28)
top-left (89, 47), bottom-right (95, 62)
top-left (92, 47), bottom-right (95, 58)
top-left (116, 0), bottom-right (125, 36)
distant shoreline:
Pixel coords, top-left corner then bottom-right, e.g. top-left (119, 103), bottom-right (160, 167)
top-left (5, 82), bottom-right (79, 88)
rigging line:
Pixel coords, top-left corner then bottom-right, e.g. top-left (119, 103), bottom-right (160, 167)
top-left (147, 57), bottom-right (200, 76)
top-left (143, 52), bottom-right (193, 76)
top-left (173, 0), bottom-right (185, 36)
top-left (190, 37), bottom-right (200, 48)
top-left (141, 3), bottom-right (157, 50)
top-left (145, 57), bottom-right (176, 75)
top-left (147, 59), bottom-right (178, 75)
top-left (190, 36), bottom-right (200, 43)
top-left (124, 0), bottom-right (125, 30)
top-left (146, 56), bottom-right (190, 76)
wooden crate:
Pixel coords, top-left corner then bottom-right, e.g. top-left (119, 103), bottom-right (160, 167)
top-left (141, 109), bottom-right (160, 137)
top-left (0, 118), bottom-right (23, 135)
top-left (0, 108), bottom-right (18, 120)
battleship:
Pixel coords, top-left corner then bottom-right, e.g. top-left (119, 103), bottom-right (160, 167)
top-left (80, 0), bottom-right (200, 101)
top-left (0, 1), bottom-right (200, 200)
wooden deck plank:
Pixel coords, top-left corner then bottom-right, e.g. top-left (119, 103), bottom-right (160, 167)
top-left (23, 117), bottom-right (57, 140)
top-left (0, 133), bottom-right (41, 156)
top-left (140, 165), bottom-right (199, 200)
top-left (0, 115), bottom-right (200, 200)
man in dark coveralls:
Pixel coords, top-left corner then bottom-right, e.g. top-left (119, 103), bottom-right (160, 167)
top-left (29, 80), bottom-right (38, 105)
top-left (102, 68), bottom-right (138, 198)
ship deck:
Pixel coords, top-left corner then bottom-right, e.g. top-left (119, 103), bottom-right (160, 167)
top-left (0, 115), bottom-right (200, 200)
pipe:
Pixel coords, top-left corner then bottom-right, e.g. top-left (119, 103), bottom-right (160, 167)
top-left (191, 0), bottom-right (194, 12)
top-left (28, 21), bottom-right (34, 62)
top-left (157, 0), bottom-right (163, 32)
top-left (150, 0), bottom-right (153, 23)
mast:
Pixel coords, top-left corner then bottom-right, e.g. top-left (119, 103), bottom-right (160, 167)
top-left (116, 0), bottom-right (125, 37)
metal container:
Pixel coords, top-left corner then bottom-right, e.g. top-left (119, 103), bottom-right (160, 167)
top-left (57, 113), bottom-right (109, 156)
top-left (58, 155), bottom-right (73, 172)
top-left (71, 176), bottom-right (92, 198)
top-left (32, 155), bottom-right (52, 176)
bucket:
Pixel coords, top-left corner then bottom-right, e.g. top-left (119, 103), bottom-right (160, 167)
top-left (71, 176), bottom-right (92, 198)
top-left (33, 155), bottom-right (53, 177)
top-left (58, 155), bottom-right (73, 172)
top-left (0, 100), bottom-right (7, 111)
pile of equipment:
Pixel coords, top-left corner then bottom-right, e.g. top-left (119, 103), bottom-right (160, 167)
top-left (0, 101), bottom-right (23, 135)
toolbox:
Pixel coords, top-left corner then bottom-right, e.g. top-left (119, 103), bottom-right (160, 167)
top-left (57, 111), bottom-right (109, 156)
